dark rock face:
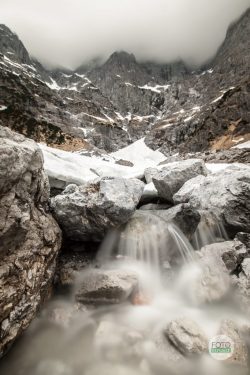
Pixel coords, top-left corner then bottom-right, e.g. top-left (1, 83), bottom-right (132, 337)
top-left (145, 80), bottom-right (250, 155)
top-left (0, 10), bottom-right (250, 153)
top-left (0, 126), bottom-right (62, 357)
top-left (145, 9), bottom-right (250, 155)
top-left (0, 24), bottom-right (31, 65)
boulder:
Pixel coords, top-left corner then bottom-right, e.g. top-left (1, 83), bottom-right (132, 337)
top-left (51, 178), bottom-right (145, 241)
top-left (173, 165), bottom-right (250, 237)
top-left (152, 159), bottom-right (208, 203)
top-left (75, 269), bottom-right (138, 304)
top-left (149, 204), bottom-right (200, 239)
top-left (164, 318), bottom-right (208, 356)
top-left (189, 242), bottom-right (233, 304)
top-left (173, 175), bottom-right (207, 204)
top-left (0, 126), bottom-right (61, 357)
top-left (218, 320), bottom-right (248, 367)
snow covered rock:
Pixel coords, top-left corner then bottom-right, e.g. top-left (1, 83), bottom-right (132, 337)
top-left (75, 269), bottom-right (138, 304)
top-left (164, 318), bottom-right (208, 356)
top-left (51, 178), bottom-right (145, 241)
top-left (174, 165), bottom-right (250, 237)
top-left (0, 126), bottom-right (62, 357)
top-left (152, 159), bottom-right (208, 203)
top-left (40, 139), bottom-right (166, 190)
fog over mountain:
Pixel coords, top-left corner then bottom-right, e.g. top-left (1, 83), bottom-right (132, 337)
top-left (0, 0), bottom-right (249, 69)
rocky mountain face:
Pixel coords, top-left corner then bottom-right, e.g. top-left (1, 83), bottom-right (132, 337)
top-left (0, 9), bottom-right (249, 154)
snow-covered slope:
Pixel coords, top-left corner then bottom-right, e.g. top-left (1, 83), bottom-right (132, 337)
top-left (40, 139), bottom-right (166, 189)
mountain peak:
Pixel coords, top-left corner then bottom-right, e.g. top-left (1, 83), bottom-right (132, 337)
top-left (0, 24), bottom-right (31, 65)
top-left (107, 51), bottom-right (137, 65)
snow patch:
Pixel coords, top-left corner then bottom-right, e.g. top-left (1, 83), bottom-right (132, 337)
top-left (233, 141), bottom-right (250, 149)
top-left (39, 138), bottom-right (165, 189)
top-left (0, 105), bottom-right (7, 111)
top-left (111, 138), bottom-right (165, 166)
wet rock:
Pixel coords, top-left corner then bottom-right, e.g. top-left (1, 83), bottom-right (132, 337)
top-left (235, 233), bottom-right (250, 251)
top-left (152, 159), bottom-right (208, 203)
top-left (0, 126), bottom-right (61, 357)
top-left (191, 242), bottom-right (233, 304)
top-left (51, 178), bottom-right (144, 242)
top-left (174, 165), bottom-right (250, 237)
top-left (218, 320), bottom-right (248, 367)
top-left (75, 269), bottom-right (138, 305)
top-left (55, 251), bottom-right (95, 288)
top-left (232, 257), bottom-right (250, 313)
top-left (139, 203), bottom-right (172, 211)
top-left (164, 318), bottom-right (208, 356)
top-left (149, 203), bottom-right (200, 239)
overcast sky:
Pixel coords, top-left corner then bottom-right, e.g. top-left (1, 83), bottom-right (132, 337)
top-left (0, 0), bottom-right (249, 69)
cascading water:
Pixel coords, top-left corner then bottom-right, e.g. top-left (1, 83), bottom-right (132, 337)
top-left (0, 214), bottom-right (249, 375)
top-left (191, 211), bottom-right (228, 250)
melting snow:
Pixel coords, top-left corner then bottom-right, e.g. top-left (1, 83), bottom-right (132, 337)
top-left (111, 138), bottom-right (165, 166)
top-left (233, 141), bottom-right (250, 149)
top-left (75, 73), bottom-right (85, 78)
top-left (211, 94), bottom-right (224, 104)
top-left (46, 78), bottom-right (61, 90)
top-left (39, 138), bottom-right (165, 189)
top-left (139, 84), bottom-right (161, 93)
top-left (0, 105), bottom-right (7, 111)
top-left (125, 82), bottom-right (134, 87)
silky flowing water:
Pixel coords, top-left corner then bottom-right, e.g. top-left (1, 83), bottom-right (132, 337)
top-left (0, 215), bottom-right (249, 375)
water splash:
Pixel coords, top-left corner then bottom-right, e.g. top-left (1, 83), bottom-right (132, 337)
top-left (98, 212), bottom-right (195, 270)
top-left (1, 212), bottom-right (249, 375)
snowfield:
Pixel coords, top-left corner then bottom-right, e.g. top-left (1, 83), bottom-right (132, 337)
top-left (40, 138), bottom-right (249, 192)
top-left (39, 139), bottom-right (166, 189)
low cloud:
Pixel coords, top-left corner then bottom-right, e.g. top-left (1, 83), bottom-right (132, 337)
top-left (0, 0), bottom-right (249, 69)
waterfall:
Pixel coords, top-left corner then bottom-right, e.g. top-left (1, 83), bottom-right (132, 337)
top-left (191, 212), bottom-right (228, 250)
top-left (97, 212), bottom-right (195, 270)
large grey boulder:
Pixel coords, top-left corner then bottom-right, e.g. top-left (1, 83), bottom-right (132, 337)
top-left (173, 175), bottom-right (207, 204)
top-left (164, 318), bottom-right (208, 356)
top-left (0, 126), bottom-right (61, 357)
top-left (173, 165), bottom-right (250, 237)
top-left (152, 159), bottom-right (208, 203)
top-left (51, 178), bottom-right (144, 241)
top-left (75, 269), bottom-right (138, 304)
